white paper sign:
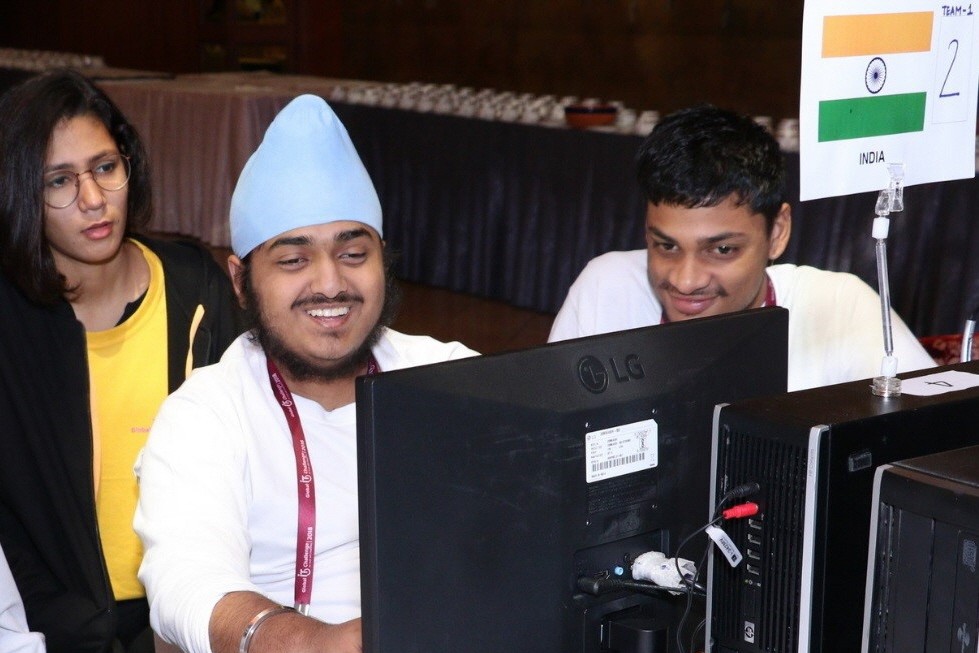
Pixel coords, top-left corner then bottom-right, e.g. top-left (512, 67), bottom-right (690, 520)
top-left (900, 369), bottom-right (979, 395)
top-left (800, 1), bottom-right (979, 200)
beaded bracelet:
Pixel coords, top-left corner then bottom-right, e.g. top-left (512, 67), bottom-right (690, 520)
top-left (239, 606), bottom-right (295, 653)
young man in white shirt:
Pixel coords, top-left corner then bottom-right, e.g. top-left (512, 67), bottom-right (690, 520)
top-left (549, 104), bottom-right (935, 391)
top-left (135, 95), bottom-right (477, 653)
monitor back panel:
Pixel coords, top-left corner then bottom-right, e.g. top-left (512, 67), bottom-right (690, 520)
top-left (358, 308), bottom-right (789, 653)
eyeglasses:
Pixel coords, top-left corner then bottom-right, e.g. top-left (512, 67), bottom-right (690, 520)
top-left (43, 154), bottom-right (131, 209)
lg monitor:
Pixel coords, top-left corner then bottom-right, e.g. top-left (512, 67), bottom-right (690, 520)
top-left (357, 307), bottom-right (788, 653)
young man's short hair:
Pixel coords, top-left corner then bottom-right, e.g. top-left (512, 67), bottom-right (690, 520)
top-left (635, 104), bottom-right (786, 232)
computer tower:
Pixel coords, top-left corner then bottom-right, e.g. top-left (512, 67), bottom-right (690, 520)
top-left (707, 361), bottom-right (979, 653)
top-left (862, 445), bottom-right (979, 653)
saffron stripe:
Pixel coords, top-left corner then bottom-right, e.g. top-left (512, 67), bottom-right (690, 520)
top-left (818, 92), bottom-right (926, 142)
top-left (822, 12), bottom-right (933, 57)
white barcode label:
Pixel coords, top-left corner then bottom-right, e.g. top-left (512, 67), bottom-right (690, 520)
top-left (585, 418), bottom-right (658, 483)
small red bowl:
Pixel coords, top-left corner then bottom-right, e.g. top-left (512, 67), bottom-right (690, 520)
top-left (564, 103), bottom-right (618, 129)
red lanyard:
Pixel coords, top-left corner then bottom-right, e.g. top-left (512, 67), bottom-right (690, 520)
top-left (266, 355), bottom-right (380, 614)
top-left (762, 275), bottom-right (777, 308)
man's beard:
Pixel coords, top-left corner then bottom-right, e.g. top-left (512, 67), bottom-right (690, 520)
top-left (240, 263), bottom-right (402, 383)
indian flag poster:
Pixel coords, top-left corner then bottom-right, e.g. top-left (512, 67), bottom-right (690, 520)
top-left (800, 1), bottom-right (979, 201)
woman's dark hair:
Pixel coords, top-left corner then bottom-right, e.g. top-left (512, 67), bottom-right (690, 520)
top-left (635, 104), bottom-right (786, 233)
top-left (0, 69), bottom-right (153, 304)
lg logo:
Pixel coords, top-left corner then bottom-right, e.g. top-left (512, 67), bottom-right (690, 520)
top-left (577, 354), bottom-right (645, 393)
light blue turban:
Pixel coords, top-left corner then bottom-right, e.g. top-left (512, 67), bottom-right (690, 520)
top-left (230, 94), bottom-right (383, 258)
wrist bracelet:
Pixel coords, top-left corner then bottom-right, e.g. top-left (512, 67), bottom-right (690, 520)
top-left (239, 606), bottom-right (295, 653)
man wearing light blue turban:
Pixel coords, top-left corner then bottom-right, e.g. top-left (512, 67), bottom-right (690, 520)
top-left (134, 95), bottom-right (478, 653)
top-left (229, 94), bottom-right (383, 259)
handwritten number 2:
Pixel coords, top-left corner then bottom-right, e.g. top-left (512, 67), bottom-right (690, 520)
top-left (940, 39), bottom-right (960, 98)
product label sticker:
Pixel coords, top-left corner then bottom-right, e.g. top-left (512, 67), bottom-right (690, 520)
top-left (585, 418), bottom-right (658, 483)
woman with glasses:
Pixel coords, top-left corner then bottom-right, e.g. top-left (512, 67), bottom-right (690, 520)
top-left (0, 70), bottom-right (242, 653)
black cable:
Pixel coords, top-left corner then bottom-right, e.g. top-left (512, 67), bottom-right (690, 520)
top-left (576, 575), bottom-right (702, 598)
top-left (689, 617), bottom-right (706, 653)
top-left (581, 482), bottom-right (762, 653)
top-left (714, 482), bottom-right (760, 517)
top-left (673, 517), bottom-right (721, 653)
top-left (673, 482), bottom-right (761, 653)
top-left (675, 559), bottom-right (696, 653)
top-left (681, 545), bottom-right (710, 653)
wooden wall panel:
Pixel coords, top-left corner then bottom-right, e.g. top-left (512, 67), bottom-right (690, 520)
top-left (0, 0), bottom-right (199, 73)
top-left (295, 2), bottom-right (344, 76)
top-left (1, 0), bottom-right (804, 119)
top-left (336, 0), bottom-right (803, 120)
top-left (0, 2), bottom-right (62, 51)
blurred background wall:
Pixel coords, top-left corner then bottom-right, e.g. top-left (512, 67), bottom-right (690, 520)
top-left (0, 0), bottom-right (803, 120)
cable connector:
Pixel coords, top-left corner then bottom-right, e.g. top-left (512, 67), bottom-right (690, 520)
top-left (724, 482), bottom-right (760, 501)
top-left (713, 482), bottom-right (761, 520)
top-left (632, 551), bottom-right (696, 588)
top-left (722, 502), bottom-right (759, 520)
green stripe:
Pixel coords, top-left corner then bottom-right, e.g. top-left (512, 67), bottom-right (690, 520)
top-left (818, 92), bottom-right (926, 142)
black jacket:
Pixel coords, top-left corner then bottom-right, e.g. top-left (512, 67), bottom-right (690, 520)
top-left (0, 235), bottom-right (242, 653)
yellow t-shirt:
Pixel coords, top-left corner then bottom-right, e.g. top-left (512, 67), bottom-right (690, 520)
top-left (88, 240), bottom-right (168, 601)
